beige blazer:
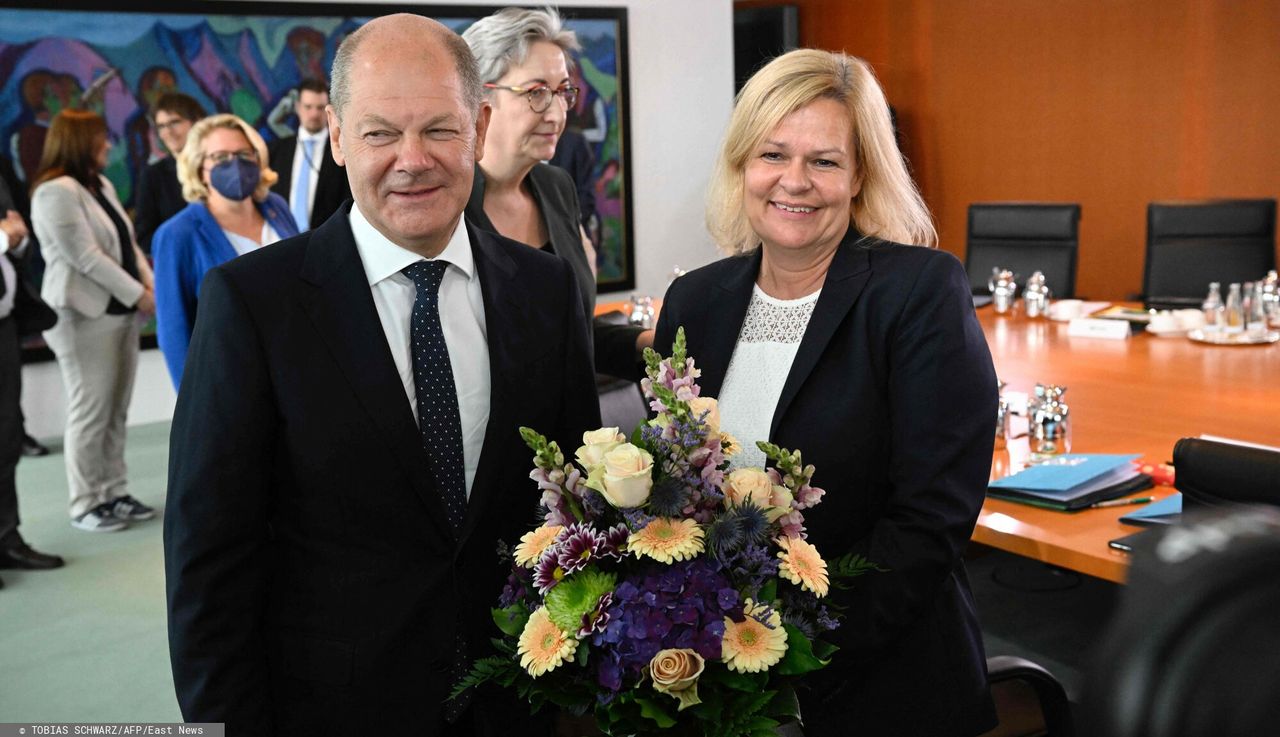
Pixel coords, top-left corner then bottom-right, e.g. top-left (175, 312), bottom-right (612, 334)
top-left (31, 174), bottom-right (153, 318)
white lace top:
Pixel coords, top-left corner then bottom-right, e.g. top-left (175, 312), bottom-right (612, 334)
top-left (718, 284), bottom-right (821, 469)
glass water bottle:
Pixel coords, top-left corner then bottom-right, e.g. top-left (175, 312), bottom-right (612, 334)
top-left (1201, 282), bottom-right (1223, 332)
top-left (1247, 281), bottom-right (1268, 336)
top-left (1224, 283), bottom-right (1244, 334)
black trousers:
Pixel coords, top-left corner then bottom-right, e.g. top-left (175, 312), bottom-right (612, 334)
top-left (0, 316), bottom-right (23, 547)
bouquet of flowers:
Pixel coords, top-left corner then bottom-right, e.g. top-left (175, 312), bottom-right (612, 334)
top-left (455, 329), bottom-right (880, 736)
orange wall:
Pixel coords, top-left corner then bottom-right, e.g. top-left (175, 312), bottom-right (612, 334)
top-left (736, 0), bottom-right (1280, 299)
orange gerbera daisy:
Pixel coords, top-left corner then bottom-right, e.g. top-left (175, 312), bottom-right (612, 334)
top-left (777, 536), bottom-right (829, 597)
top-left (721, 599), bottom-right (788, 673)
top-left (517, 607), bottom-right (577, 677)
top-left (514, 524), bottom-right (564, 567)
top-left (628, 518), bottom-right (705, 563)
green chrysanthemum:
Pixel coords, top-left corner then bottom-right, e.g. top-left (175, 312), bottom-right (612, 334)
top-left (544, 569), bottom-right (617, 633)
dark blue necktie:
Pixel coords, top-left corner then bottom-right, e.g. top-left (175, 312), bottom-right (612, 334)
top-left (402, 261), bottom-right (468, 533)
top-left (402, 261), bottom-right (472, 723)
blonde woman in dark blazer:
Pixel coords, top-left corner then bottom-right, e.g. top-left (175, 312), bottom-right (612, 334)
top-left (30, 110), bottom-right (156, 533)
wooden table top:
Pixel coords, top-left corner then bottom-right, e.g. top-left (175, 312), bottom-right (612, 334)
top-left (975, 304), bottom-right (1280, 582)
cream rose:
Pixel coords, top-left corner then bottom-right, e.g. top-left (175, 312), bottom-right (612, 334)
top-left (724, 468), bottom-right (794, 521)
top-left (723, 468), bottom-right (775, 508)
top-left (575, 427), bottom-right (625, 471)
top-left (647, 648), bottom-right (705, 711)
top-left (597, 443), bottom-right (653, 508)
top-left (686, 397), bottom-right (720, 436)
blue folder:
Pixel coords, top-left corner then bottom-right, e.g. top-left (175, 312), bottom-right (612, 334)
top-left (1119, 493), bottom-right (1182, 526)
top-left (989, 454), bottom-right (1140, 493)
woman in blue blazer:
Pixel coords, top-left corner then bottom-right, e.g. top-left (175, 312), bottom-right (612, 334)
top-left (153, 114), bottom-right (299, 386)
top-left (655, 50), bottom-right (998, 735)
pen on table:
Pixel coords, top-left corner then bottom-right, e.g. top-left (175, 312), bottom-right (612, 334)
top-left (1091, 496), bottom-right (1154, 509)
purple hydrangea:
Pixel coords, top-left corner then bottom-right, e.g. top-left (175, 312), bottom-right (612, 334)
top-left (590, 558), bottom-right (738, 692)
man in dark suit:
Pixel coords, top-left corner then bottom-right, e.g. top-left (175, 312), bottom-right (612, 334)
top-left (133, 93), bottom-right (206, 253)
top-left (164, 15), bottom-right (599, 736)
top-left (0, 155), bottom-right (64, 588)
top-left (268, 78), bottom-right (352, 232)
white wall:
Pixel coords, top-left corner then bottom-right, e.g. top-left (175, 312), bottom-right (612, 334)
top-left (21, 0), bottom-right (735, 438)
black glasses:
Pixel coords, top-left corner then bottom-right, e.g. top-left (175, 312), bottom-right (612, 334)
top-left (483, 83), bottom-right (579, 114)
top-left (203, 150), bottom-right (258, 166)
top-left (154, 118), bottom-right (189, 133)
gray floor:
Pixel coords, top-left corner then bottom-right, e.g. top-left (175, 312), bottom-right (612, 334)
top-left (0, 421), bottom-right (1116, 722)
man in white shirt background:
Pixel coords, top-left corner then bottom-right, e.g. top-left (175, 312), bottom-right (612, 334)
top-left (267, 78), bottom-right (352, 232)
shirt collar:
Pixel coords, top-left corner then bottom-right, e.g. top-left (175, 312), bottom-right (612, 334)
top-left (298, 127), bottom-right (328, 145)
top-left (349, 203), bottom-right (475, 288)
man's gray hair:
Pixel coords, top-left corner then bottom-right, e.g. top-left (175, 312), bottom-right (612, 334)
top-left (330, 16), bottom-right (484, 121)
top-left (461, 6), bottom-right (580, 84)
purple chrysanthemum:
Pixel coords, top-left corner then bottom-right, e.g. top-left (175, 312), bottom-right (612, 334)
top-left (556, 523), bottom-right (604, 574)
top-left (533, 548), bottom-right (564, 594)
top-left (578, 591), bottom-right (614, 638)
top-left (598, 523), bottom-right (630, 561)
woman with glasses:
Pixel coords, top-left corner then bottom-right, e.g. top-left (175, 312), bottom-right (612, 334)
top-left (152, 114), bottom-right (297, 387)
top-left (463, 7), bottom-right (650, 379)
top-left (30, 110), bottom-right (157, 533)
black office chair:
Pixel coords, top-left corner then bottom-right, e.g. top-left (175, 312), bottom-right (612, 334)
top-left (1079, 506), bottom-right (1280, 737)
top-left (983, 655), bottom-right (1075, 737)
top-left (965, 203), bottom-right (1081, 299)
top-left (1141, 199), bottom-right (1277, 310)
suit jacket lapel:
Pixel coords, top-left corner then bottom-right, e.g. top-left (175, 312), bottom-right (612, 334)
top-left (458, 224), bottom-right (531, 545)
top-left (697, 251), bottom-right (760, 399)
top-left (769, 232), bottom-right (872, 439)
top-left (296, 207), bottom-right (457, 543)
top-left (192, 204), bottom-right (239, 264)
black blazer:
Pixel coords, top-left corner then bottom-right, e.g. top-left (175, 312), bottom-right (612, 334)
top-left (466, 163), bottom-right (643, 379)
top-left (268, 135), bottom-right (352, 230)
top-left (163, 204), bottom-right (600, 736)
top-left (655, 230), bottom-right (998, 737)
top-left (133, 156), bottom-right (186, 254)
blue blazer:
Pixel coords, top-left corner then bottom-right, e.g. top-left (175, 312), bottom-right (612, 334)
top-left (153, 193), bottom-right (298, 386)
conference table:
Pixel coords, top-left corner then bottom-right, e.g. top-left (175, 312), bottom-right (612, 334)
top-left (599, 298), bottom-right (1280, 584)
top-left (974, 303), bottom-right (1279, 583)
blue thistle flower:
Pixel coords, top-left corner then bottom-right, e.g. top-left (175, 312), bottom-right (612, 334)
top-left (647, 476), bottom-right (689, 517)
top-left (704, 514), bottom-right (745, 563)
top-left (725, 501), bottom-right (771, 545)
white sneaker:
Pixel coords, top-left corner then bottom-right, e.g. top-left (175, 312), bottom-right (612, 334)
top-left (71, 504), bottom-right (128, 532)
top-left (110, 495), bottom-right (156, 521)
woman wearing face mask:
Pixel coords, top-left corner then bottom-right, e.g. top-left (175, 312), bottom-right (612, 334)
top-left (462, 7), bottom-right (650, 379)
top-left (152, 114), bottom-right (296, 387)
top-left (30, 110), bottom-right (157, 533)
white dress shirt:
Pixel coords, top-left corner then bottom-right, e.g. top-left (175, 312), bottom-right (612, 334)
top-left (222, 222), bottom-right (282, 257)
top-left (289, 127), bottom-right (327, 224)
top-left (349, 204), bottom-right (490, 499)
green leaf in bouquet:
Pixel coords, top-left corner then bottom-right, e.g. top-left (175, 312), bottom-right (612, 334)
top-left (763, 684), bottom-right (801, 722)
top-left (746, 716), bottom-right (783, 737)
top-left (491, 605), bottom-right (530, 637)
top-left (811, 638), bottom-right (839, 661)
top-left (756, 577), bottom-right (778, 604)
top-left (829, 551), bottom-right (889, 588)
top-left (634, 696), bottom-right (678, 728)
top-left (447, 656), bottom-right (520, 700)
top-left (575, 641), bottom-right (590, 667)
top-left (705, 666), bottom-right (766, 693)
top-left (776, 624), bottom-right (830, 676)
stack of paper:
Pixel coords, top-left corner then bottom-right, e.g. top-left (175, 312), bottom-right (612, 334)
top-left (988, 454), bottom-right (1153, 511)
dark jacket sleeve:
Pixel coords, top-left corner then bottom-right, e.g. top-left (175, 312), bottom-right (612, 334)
top-left (837, 254), bottom-right (996, 662)
top-left (556, 257), bottom-right (604, 449)
top-left (163, 266), bottom-right (278, 733)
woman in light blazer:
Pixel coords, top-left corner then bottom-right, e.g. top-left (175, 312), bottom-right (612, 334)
top-left (153, 113), bottom-right (297, 387)
top-left (30, 110), bottom-right (156, 533)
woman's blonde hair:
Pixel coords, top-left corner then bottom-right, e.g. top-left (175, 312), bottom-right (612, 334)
top-left (706, 49), bottom-right (935, 254)
top-left (177, 113), bottom-right (277, 203)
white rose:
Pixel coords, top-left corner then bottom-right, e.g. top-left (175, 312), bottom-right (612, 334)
top-left (766, 484), bottom-right (795, 522)
top-left (686, 397), bottom-right (720, 436)
top-left (575, 427), bottom-right (625, 471)
top-left (598, 443), bottom-right (654, 508)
